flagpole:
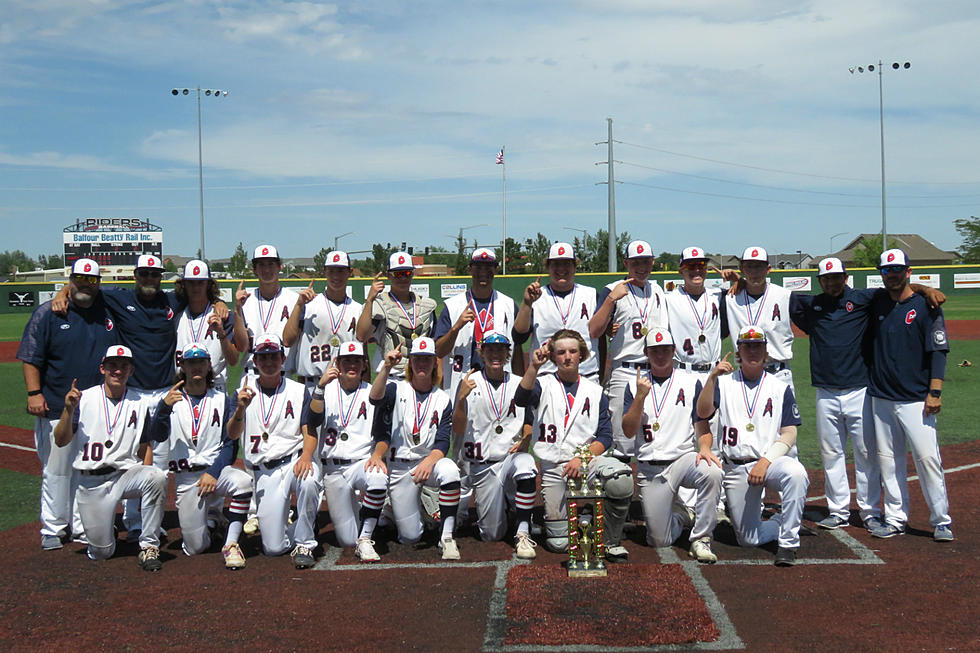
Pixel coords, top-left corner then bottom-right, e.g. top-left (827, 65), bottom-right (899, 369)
top-left (502, 150), bottom-right (507, 275)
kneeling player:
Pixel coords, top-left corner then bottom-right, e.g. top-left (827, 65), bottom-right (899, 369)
top-left (695, 327), bottom-right (809, 567)
top-left (149, 343), bottom-right (252, 569)
top-left (515, 329), bottom-right (634, 559)
top-left (308, 342), bottom-right (389, 562)
top-left (368, 337), bottom-right (462, 560)
top-left (53, 346), bottom-right (168, 571)
top-left (230, 335), bottom-right (322, 569)
top-left (622, 328), bottom-right (723, 563)
top-left (452, 331), bottom-right (538, 558)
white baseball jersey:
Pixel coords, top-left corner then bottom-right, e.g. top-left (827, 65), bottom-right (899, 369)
top-left (529, 284), bottom-right (598, 376)
top-left (387, 382), bottom-right (452, 461)
top-left (628, 369), bottom-right (700, 462)
top-left (725, 284), bottom-right (794, 362)
top-left (318, 380), bottom-right (375, 460)
top-left (531, 374), bottom-right (604, 464)
top-left (295, 293), bottom-right (363, 378)
top-left (666, 287), bottom-right (724, 365)
top-left (72, 385), bottom-right (150, 472)
top-left (440, 290), bottom-right (517, 396)
top-left (458, 371), bottom-right (525, 463)
top-left (166, 389), bottom-right (228, 468)
top-left (242, 378), bottom-right (306, 466)
top-left (175, 305), bottom-right (230, 387)
top-left (240, 286), bottom-right (300, 373)
top-left (715, 371), bottom-right (796, 460)
top-left (601, 280), bottom-right (668, 362)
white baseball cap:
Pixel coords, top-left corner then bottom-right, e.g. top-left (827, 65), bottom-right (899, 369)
top-left (252, 245), bottom-right (280, 261)
top-left (410, 336), bottom-right (436, 355)
top-left (388, 251), bottom-right (414, 271)
top-left (71, 258), bottom-right (101, 277)
top-left (547, 242), bottom-right (575, 260)
top-left (470, 248), bottom-right (497, 264)
top-left (337, 341), bottom-right (365, 357)
top-left (324, 250), bottom-right (351, 268)
top-left (644, 327), bottom-right (674, 348)
top-left (182, 259), bottom-right (210, 280)
top-left (679, 246), bottom-right (709, 266)
top-left (740, 246), bottom-right (768, 263)
top-left (818, 257), bottom-right (846, 276)
top-left (103, 345), bottom-right (133, 360)
top-left (136, 254), bottom-right (164, 270)
top-left (879, 249), bottom-right (910, 268)
top-left (252, 333), bottom-right (284, 354)
top-left (626, 240), bottom-right (653, 259)
top-left (737, 326), bottom-right (768, 344)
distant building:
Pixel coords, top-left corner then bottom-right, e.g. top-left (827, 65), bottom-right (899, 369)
top-left (826, 234), bottom-right (957, 267)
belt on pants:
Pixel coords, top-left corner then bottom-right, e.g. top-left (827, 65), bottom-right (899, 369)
top-left (173, 463), bottom-right (209, 473)
top-left (391, 457), bottom-right (418, 464)
top-left (321, 457), bottom-right (355, 466)
top-left (724, 456), bottom-right (759, 466)
top-left (80, 466), bottom-right (118, 476)
top-left (469, 458), bottom-right (504, 467)
top-left (676, 361), bottom-right (717, 372)
top-left (611, 454), bottom-right (632, 464)
top-left (764, 362), bottom-right (788, 373)
top-left (251, 454), bottom-right (294, 472)
top-left (638, 458), bottom-right (677, 467)
top-left (617, 361), bottom-right (650, 370)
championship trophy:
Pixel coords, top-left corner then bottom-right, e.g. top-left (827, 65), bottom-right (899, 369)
top-left (566, 445), bottom-right (607, 577)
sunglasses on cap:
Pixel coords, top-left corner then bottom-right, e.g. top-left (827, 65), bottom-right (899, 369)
top-left (879, 265), bottom-right (907, 275)
top-left (738, 329), bottom-right (766, 342)
top-left (390, 269), bottom-right (412, 278)
top-left (71, 274), bottom-right (100, 284)
top-left (136, 269), bottom-right (163, 278)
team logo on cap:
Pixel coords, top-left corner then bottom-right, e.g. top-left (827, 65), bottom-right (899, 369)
top-left (193, 265), bottom-right (200, 275)
top-left (84, 263), bottom-right (92, 272)
top-left (480, 251), bottom-right (489, 259)
top-left (262, 247), bottom-right (269, 256)
top-left (751, 249), bottom-right (758, 257)
top-left (906, 309), bottom-right (916, 325)
top-left (887, 252), bottom-right (895, 263)
top-left (399, 255), bottom-right (405, 264)
top-left (148, 257), bottom-right (155, 266)
top-left (333, 254), bottom-right (341, 262)
top-left (116, 347), bottom-right (125, 356)
top-left (691, 248), bottom-right (698, 257)
top-left (655, 332), bottom-right (663, 342)
top-left (637, 244), bottom-right (644, 254)
top-left (558, 246), bottom-right (565, 256)
top-left (419, 340), bottom-right (427, 349)
top-left (825, 261), bottom-right (832, 270)
top-left (348, 343), bottom-right (356, 353)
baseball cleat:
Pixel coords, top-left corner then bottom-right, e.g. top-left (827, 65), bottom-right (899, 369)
top-left (355, 537), bottom-right (381, 562)
top-left (125, 529), bottom-right (141, 544)
top-left (242, 517), bottom-right (259, 536)
top-left (816, 515), bottom-right (849, 530)
top-left (138, 546), bottom-right (162, 572)
top-left (689, 537), bottom-right (718, 564)
top-left (774, 547), bottom-right (797, 567)
top-left (869, 522), bottom-right (905, 539)
top-left (605, 544), bottom-right (629, 562)
top-left (41, 535), bottom-right (63, 551)
top-left (439, 537), bottom-right (460, 561)
top-left (862, 516), bottom-right (884, 533)
top-left (933, 525), bottom-right (954, 542)
top-left (222, 543), bottom-right (246, 570)
top-left (514, 532), bottom-right (537, 559)
top-left (291, 545), bottom-right (315, 569)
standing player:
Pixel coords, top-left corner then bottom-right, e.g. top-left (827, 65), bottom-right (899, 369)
top-left (283, 250), bottom-right (363, 390)
top-left (621, 328), bottom-right (723, 563)
top-left (866, 249), bottom-right (953, 542)
top-left (451, 331), bottom-right (538, 558)
top-left (357, 252), bottom-right (438, 379)
top-left (695, 327), bottom-right (809, 566)
top-left (18, 259), bottom-right (118, 550)
top-left (174, 260), bottom-right (240, 392)
top-left (435, 248), bottom-right (519, 397)
top-left (368, 337), bottom-right (462, 560)
top-left (666, 247), bottom-right (728, 377)
top-left (233, 245), bottom-right (300, 375)
top-left (514, 243), bottom-right (600, 379)
top-left (307, 342), bottom-right (389, 562)
top-left (515, 329), bottom-right (634, 559)
top-left (52, 346), bottom-right (168, 571)
top-left (228, 335), bottom-right (322, 568)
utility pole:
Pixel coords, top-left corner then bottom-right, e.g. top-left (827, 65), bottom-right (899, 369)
top-left (595, 118), bottom-right (617, 272)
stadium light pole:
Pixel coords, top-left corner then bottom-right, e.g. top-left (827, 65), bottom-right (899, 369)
top-left (334, 231), bottom-right (354, 251)
top-left (849, 61), bottom-right (910, 250)
top-left (171, 86), bottom-right (229, 260)
top-left (830, 231), bottom-right (848, 254)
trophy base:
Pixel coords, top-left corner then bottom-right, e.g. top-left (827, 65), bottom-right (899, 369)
top-left (568, 567), bottom-right (608, 578)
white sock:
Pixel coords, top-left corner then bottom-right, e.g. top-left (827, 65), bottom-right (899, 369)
top-left (517, 521), bottom-right (530, 536)
top-left (359, 517), bottom-right (378, 539)
top-left (225, 520), bottom-right (244, 546)
top-left (441, 515), bottom-right (456, 539)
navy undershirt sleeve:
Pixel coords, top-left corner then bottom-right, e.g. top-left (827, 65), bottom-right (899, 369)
top-left (780, 386), bottom-right (803, 428)
top-left (371, 382), bottom-right (398, 443)
top-left (302, 388), bottom-right (323, 429)
top-left (514, 380), bottom-right (542, 408)
top-left (432, 402), bottom-right (453, 454)
top-left (930, 351), bottom-right (947, 380)
top-left (595, 394), bottom-right (613, 450)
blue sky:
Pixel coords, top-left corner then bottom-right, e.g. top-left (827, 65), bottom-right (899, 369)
top-left (2, 1), bottom-right (979, 264)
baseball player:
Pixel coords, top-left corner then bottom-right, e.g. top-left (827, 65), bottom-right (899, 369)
top-left (148, 343), bottom-right (252, 569)
top-left (306, 341), bottom-right (389, 563)
top-left (451, 331), bottom-right (538, 558)
top-left (866, 249), bottom-right (953, 542)
top-left (695, 327), bottom-right (809, 566)
top-left (514, 329), bottom-right (634, 559)
top-left (233, 244), bottom-right (300, 375)
top-left (435, 248), bottom-right (519, 398)
top-left (725, 247), bottom-right (795, 390)
top-left (357, 252), bottom-right (438, 380)
top-left (514, 243), bottom-right (600, 379)
top-left (52, 346), bottom-right (168, 571)
top-left (18, 258), bottom-right (118, 550)
top-left (368, 337), bottom-right (462, 560)
top-left (228, 334), bottom-right (322, 568)
top-left (174, 259), bottom-right (240, 392)
top-left (621, 327), bottom-right (723, 563)
top-left (283, 250), bottom-right (364, 390)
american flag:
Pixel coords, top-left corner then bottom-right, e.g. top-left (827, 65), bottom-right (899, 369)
top-left (496, 147), bottom-right (504, 165)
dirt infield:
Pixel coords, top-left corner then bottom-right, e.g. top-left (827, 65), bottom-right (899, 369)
top-left (2, 438), bottom-right (978, 651)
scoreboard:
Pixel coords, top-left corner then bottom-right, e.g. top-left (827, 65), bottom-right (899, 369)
top-left (63, 218), bottom-right (163, 267)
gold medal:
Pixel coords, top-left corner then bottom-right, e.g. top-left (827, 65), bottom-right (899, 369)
top-left (495, 424), bottom-right (504, 435)
top-left (411, 333), bottom-right (420, 340)
top-left (641, 326), bottom-right (648, 336)
top-left (698, 333), bottom-right (706, 343)
top-left (412, 432), bottom-right (420, 445)
top-left (340, 432), bottom-right (349, 441)
top-left (651, 422), bottom-right (660, 432)
top-left (104, 440), bottom-right (113, 449)
top-left (261, 432), bottom-right (269, 441)
top-left (745, 423), bottom-right (755, 432)
top-left (330, 336), bottom-right (341, 347)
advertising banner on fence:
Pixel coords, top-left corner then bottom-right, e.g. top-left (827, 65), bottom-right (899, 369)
top-left (781, 276), bottom-right (812, 292)
top-left (954, 273), bottom-right (980, 289)
top-left (911, 274), bottom-right (941, 289)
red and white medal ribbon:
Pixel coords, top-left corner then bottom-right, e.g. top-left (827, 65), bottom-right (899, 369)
top-left (258, 378), bottom-right (284, 432)
top-left (481, 371), bottom-right (507, 423)
top-left (468, 291), bottom-right (495, 343)
top-left (742, 286), bottom-right (770, 326)
top-left (102, 385), bottom-right (125, 435)
top-left (337, 383), bottom-right (360, 430)
top-left (412, 389), bottom-right (433, 436)
top-left (188, 302), bottom-right (212, 342)
top-left (256, 288), bottom-right (282, 332)
top-left (559, 373), bottom-right (579, 427)
top-left (648, 371), bottom-right (674, 421)
top-left (628, 282), bottom-right (650, 323)
top-left (685, 290), bottom-right (708, 333)
top-left (548, 285), bottom-right (577, 326)
top-left (326, 296), bottom-right (350, 338)
top-left (740, 371), bottom-right (767, 420)
top-left (185, 392), bottom-right (208, 443)
top-left (391, 293), bottom-right (418, 331)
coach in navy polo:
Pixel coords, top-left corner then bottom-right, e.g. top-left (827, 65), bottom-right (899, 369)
top-left (867, 248), bottom-right (953, 542)
top-left (18, 258), bottom-right (118, 550)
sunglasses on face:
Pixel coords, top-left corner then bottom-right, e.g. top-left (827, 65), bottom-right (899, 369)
top-left (136, 269), bottom-right (163, 279)
top-left (879, 265), bottom-right (907, 275)
top-left (71, 274), bottom-right (100, 284)
top-left (390, 270), bottom-right (412, 279)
